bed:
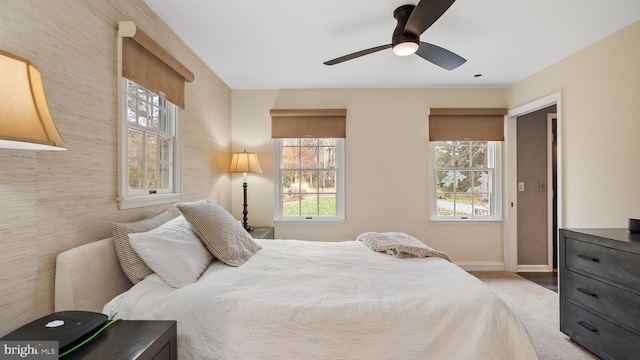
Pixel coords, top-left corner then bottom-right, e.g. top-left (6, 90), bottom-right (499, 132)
top-left (55, 202), bottom-right (538, 360)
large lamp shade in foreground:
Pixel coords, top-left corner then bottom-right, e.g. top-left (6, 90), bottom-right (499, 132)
top-left (0, 50), bottom-right (67, 151)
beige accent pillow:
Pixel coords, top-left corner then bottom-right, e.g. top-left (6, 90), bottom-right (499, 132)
top-left (175, 200), bottom-right (261, 266)
top-left (112, 209), bottom-right (173, 284)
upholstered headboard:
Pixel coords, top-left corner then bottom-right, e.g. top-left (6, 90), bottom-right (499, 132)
top-left (54, 237), bottom-right (131, 313)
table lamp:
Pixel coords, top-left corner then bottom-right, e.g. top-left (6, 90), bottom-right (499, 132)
top-left (228, 149), bottom-right (262, 231)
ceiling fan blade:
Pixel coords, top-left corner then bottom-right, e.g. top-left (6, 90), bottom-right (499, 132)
top-left (415, 41), bottom-right (466, 70)
top-left (324, 44), bottom-right (392, 65)
top-left (405, 0), bottom-right (456, 36)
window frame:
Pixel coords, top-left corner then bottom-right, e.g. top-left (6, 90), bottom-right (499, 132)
top-left (429, 140), bottom-right (502, 222)
top-left (117, 77), bottom-right (183, 209)
top-left (273, 138), bottom-right (345, 225)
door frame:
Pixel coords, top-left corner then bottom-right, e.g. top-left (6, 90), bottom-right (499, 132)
top-left (547, 112), bottom-right (557, 270)
top-left (504, 92), bottom-right (563, 272)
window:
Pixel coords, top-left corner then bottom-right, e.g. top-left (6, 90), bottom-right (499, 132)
top-left (274, 138), bottom-right (345, 224)
top-left (117, 21), bottom-right (192, 209)
top-left (125, 79), bottom-right (176, 193)
top-left (428, 108), bottom-right (506, 221)
top-left (430, 140), bottom-right (501, 220)
top-left (118, 79), bottom-right (183, 209)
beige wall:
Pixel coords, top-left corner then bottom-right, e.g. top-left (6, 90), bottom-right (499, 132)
top-left (0, 1), bottom-right (231, 335)
top-left (506, 20), bottom-right (640, 228)
top-left (231, 89), bottom-right (508, 265)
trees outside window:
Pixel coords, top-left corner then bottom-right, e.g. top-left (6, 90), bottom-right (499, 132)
top-left (431, 141), bottom-right (501, 220)
top-left (274, 138), bottom-right (345, 224)
top-left (126, 79), bottom-right (173, 192)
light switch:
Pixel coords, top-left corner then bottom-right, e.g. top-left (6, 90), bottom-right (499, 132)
top-left (539, 182), bottom-right (546, 192)
top-left (518, 182), bottom-right (525, 191)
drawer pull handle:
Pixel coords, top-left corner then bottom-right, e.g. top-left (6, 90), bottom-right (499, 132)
top-left (577, 320), bottom-right (598, 332)
top-left (577, 254), bottom-right (599, 262)
top-left (577, 288), bottom-right (598, 298)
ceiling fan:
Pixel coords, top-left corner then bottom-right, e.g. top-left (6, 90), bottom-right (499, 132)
top-left (324, 0), bottom-right (466, 70)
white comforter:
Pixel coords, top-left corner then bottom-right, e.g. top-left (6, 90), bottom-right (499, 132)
top-left (103, 239), bottom-right (538, 360)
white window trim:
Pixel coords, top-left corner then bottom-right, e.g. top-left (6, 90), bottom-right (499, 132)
top-left (273, 138), bottom-right (345, 225)
top-left (116, 79), bottom-right (183, 210)
top-left (428, 141), bottom-right (502, 223)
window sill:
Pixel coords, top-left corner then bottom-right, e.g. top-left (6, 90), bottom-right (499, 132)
top-left (273, 218), bottom-right (345, 226)
top-left (430, 218), bottom-right (503, 226)
top-left (118, 193), bottom-right (184, 210)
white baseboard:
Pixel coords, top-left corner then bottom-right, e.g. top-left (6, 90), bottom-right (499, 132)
top-left (455, 261), bottom-right (506, 272)
top-left (516, 264), bottom-right (553, 272)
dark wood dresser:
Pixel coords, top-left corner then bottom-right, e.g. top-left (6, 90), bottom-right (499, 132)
top-left (559, 228), bottom-right (640, 360)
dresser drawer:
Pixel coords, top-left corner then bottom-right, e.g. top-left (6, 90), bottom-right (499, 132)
top-left (565, 237), bottom-right (640, 290)
top-left (564, 301), bottom-right (640, 360)
top-left (564, 270), bottom-right (640, 334)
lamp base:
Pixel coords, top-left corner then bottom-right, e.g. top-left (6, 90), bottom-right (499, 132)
top-left (241, 182), bottom-right (253, 232)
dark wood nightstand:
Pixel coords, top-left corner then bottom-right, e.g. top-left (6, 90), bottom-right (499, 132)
top-left (64, 320), bottom-right (176, 360)
top-left (251, 227), bottom-right (274, 239)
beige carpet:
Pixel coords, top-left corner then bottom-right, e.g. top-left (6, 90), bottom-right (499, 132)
top-left (470, 271), bottom-right (597, 360)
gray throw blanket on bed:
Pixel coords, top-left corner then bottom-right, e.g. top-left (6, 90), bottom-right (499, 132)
top-left (357, 232), bottom-right (451, 261)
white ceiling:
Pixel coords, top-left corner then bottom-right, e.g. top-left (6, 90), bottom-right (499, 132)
top-left (143, 0), bottom-right (640, 89)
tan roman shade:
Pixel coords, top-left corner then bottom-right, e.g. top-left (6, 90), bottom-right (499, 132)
top-left (119, 21), bottom-right (194, 109)
top-left (429, 108), bottom-right (507, 141)
top-left (271, 109), bottom-right (347, 138)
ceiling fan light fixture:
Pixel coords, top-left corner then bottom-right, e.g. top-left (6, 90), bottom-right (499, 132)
top-left (323, 1), bottom-right (465, 69)
top-left (392, 41), bottom-right (419, 56)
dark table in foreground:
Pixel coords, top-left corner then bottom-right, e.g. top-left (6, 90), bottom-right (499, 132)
top-left (64, 320), bottom-right (176, 360)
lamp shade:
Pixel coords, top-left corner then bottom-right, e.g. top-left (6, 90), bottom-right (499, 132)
top-left (0, 50), bottom-right (67, 150)
top-left (228, 150), bottom-right (262, 174)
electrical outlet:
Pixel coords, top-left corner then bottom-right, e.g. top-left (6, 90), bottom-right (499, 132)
top-left (518, 182), bottom-right (525, 191)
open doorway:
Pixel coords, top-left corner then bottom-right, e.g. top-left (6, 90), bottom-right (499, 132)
top-left (515, 106), bottom-right (556, 271)
top-left (505, 92), bottom-right (563, 273)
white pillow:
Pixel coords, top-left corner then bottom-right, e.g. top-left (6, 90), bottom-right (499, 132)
top-left (128, 215), bottom-right (213, 288)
